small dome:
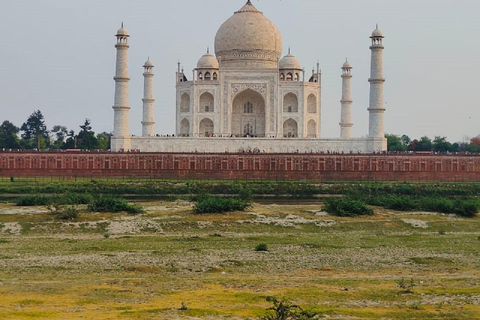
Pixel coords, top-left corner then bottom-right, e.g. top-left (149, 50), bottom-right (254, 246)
top-left (144, 59), bottom-right (154, 67)
top-left (116, 26), bottom-right (129, 36)
top-left (279, 54), bottom-right (301, 70)
top-left (197, 52), bottom-right (219, 69)
top-left (371, 26), bottom-right (384, 38)
top-left (342, 60), bottom-right (352, 69)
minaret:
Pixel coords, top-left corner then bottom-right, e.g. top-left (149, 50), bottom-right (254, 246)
top-left (142, 58), bottom-right (155, 137)
top-left (112, 23), bottom-right (131, 151)
top-left (368, 25), bottom-right (386, 139)
top-left (340, 59), bottom-right (353, 139)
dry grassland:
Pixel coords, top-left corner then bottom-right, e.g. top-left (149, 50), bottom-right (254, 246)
top-left (0, 200), bottom-right (479, 319)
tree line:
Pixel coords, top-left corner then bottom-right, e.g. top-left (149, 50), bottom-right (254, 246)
top-left (386, 134), bottom-right (480, 153)
top-left (1, 110), bottom-right (479, 153)
top-left (0, 110), bottom-right (111, 150)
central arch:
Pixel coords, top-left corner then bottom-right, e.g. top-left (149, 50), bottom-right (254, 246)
top-left (231, 89), bottom-right (265, 137)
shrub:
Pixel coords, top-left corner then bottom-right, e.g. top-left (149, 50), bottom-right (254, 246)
top-left (16, 195), bottom-right (51, 206)
top-left (192, 195), bottom-right (251, 214)
top-left (64, 192), bottom-right (93, 205)
top-left (323, 197), bottom-right (373, 217)
top-left (47, 203), bottom-right (79, 220)
top-left (260, 296), bottom-right (319, 320)
top-left (397, 278), bottom-right (415, 294)
top-left (16, 193), bottom-right (94, 207)
top-left (88, 196), bottom-right (143, 214)
top-left (255, 243), bottom-right (268, 252)
top-left (56, 205), bottom-right (79, 220)
top-left (419, 197), bottom-right (478, 217)
top-left (179, 301), bottom-right (188, 311)
top-left (364, 195), bottom-right (478, 218)
top-left (452, 200), bottom-right (478, 218)
top-left (382, 196), bottom-right (417, 211)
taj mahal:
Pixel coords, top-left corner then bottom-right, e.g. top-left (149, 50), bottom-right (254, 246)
top-left (111, 0), bottom-right (387, 153)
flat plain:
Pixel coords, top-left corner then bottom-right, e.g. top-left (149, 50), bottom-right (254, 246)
top-left (0, 199), bottom-right (479, 319)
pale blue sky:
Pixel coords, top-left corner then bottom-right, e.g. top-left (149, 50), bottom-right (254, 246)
top-left (0, 0), bottom-right (479, 142)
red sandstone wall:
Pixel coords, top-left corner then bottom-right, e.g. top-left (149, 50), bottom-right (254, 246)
top-left (1, 152), bottom-right (480, 181)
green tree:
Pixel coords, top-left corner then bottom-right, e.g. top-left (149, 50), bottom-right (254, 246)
top-left (416, 136), bottom-right (433, 151)
top-left (386, 134), bottom-right (407, 152)
top-left (433, 136), bottom-right (453, 153)
top-left (51, 125), bottom-right (68, 149)
top-left (20, 110), bottom-right (49, 150)
top-left (64, 130), bottom-right (77, 149)
top-left (401, 134), bottom-right (411, 146)
top-left (451, 142), bottom-right (460, 153)
top-left (96, 132), bottom-right (112, 150)
top-left (0, 120), bottom-right (20, 149)
top-left (77, 119), bottom-right (98, 149)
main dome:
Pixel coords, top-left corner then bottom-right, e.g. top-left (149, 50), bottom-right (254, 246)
top-left (214, 1), bottom-right (283, 69)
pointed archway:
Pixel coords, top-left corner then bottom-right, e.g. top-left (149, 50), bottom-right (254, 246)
top-left (231, 89), bottom-right (265, 137)
top-left (283, 119), bottom-right (298, 138)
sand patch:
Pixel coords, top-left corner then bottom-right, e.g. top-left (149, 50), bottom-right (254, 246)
top-left (402, 218), bottom-right (429, 229)
top-left (1, 222), bottom-right (22, 235)
top-left (239, 212), bottom-right (335, 228)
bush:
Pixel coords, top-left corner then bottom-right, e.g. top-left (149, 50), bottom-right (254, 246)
top-left (88, 196), bottom-right (143, 214)
top-left (47, 202), bottom-right (79, 220)
top-left (255, 243), bottom-right (268, 252)
top-left (419, 197), bottom-right (478, 217)
top-left (192, 195), bottom-right (251, 214)
top-left (55, 205), bottom-right (79, 220)
top-left (382, 196), bottom-right (417, 211)
top-left (364, 195), bottom-right (478, 218)
top-left (64, 192), bottom-right (93, 205)
top-left (397, 278), bottom-right (415, 294)
top-left (16, 195), bottom-right (51, 206)
top-left (323, 197), bottom-right (374, 217)
top-left (452, 200), bottom-right (478, 218)
top-left (260, 296), bottom-right (319, 320)
top-left (16, 193), bottom-right (94, 207)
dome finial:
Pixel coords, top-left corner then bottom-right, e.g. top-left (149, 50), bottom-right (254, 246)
top-left (207, 47), bottom-right (210, 54)
top-left (121, 22), bottom-right (124, 28)
top-left (247, 0), bottom-right (252, 4)
top-left (288, 46), bottom-right (291, 55)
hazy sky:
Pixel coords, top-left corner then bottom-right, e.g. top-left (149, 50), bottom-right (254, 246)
top-left (1, 0), bottom-right (479, 142)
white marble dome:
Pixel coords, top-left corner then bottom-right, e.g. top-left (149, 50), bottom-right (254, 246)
top-left (279, 54), bottom-right (301, 70)
top-left (197, 52), bottom-right (219, 69)
top-left (144, 59), bottom-right (154, 67)
top-left (371, 26), bottom-right (384, 38)
top-left (116, 27), bottom-right (129, 36)
top-left (342, 60), bottom-right (352, 69)
top-left (214, 0), bottom-right (282, 69)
